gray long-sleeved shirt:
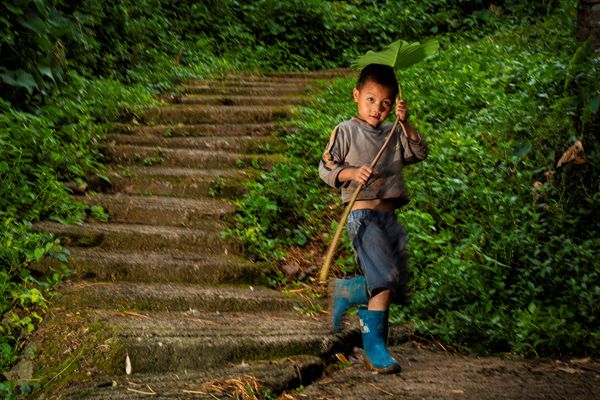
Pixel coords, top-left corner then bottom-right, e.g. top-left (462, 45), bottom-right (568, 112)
top-left (319, 117), bottom-right (428, 204)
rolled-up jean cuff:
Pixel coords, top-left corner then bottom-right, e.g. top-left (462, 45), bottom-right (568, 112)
top-left (346, 209), bottom-right (409, 304)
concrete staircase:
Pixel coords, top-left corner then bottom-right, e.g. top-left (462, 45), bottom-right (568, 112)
top-left (29, 70), bottom-right (359, 398)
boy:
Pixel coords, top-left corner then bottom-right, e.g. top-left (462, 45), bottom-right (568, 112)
top-left (319, 63), bottom-right (428, 373)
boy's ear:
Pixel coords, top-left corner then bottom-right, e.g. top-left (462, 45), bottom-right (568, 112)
top-left (352, 87), bottom-right (359, 102)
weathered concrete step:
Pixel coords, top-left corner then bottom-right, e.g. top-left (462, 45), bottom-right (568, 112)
top-left (95, 309), bottom-right (356, 373)
top-left (206, 77), bottom-right (315, 86)
top-left (56, 282), bottom-right (300, 313)
top-left (61, 355), bottom-right (324, 399)
top-left (180, 85), bottom-right (308, 96)
top-left (104, 133), bottom-right (279, 153)
top-left (178, 94), bottom-right (307, 106)
top-left (34, 221), bottom-right (237, 253)
top-left (215, 72), bottom-right (348, 83)
top-left (78, 193), bottom-right (234, 227)
top-left (143, 105), bottom-right (293, 124)
top-left (101, 144), bottom-right (280, 169)
top-left (99, 167), bottom-right (250, 199)
top-left (184, 79), bottom-right (309, 88)
top-left (267, 69), bottom-right (354, 79)
top-left (40, 248), bottom-right (262, 284)
top-left (112, 122), bottom-right (290, 138)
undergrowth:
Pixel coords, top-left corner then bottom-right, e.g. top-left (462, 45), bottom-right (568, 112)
top-left (229, 1), bottom-right (599, 356)
top-left (0, 2), bottom-right (596, 396)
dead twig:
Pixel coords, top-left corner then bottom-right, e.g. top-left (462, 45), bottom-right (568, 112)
top-left (202, 374), bottom-right (269, 399)
top-left (121, 311), bottom-right (152, 320)
top-left (126, 387), bottom-right (157, 396)
top-left (368, 382), bottom-right (394, 396)
top-left (182, 389), bottom-right (207, 394)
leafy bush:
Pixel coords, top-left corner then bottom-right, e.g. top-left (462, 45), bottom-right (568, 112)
top-left (0, 0), bottom-right (591, 384)
top-left (231, 0), bottom-right (598, 356)
top-left (0, 0), bottom-right (77, 106)
top-left (0, 75), bottom-right (157, 374)
top-left (2, 0), bottom-right (555, 105)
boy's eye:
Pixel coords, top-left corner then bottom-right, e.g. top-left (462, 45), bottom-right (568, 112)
top-left (382, 100), bottom-right (392, 107)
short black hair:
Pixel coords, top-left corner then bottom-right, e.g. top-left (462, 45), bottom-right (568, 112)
top-left (356, 64), bottom-right (399, 98)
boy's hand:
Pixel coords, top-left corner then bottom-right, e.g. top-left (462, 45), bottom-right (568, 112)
top-left (396, 99), bottom-right (409, 122)
top-left (350, 165), bottom-right (372, 185)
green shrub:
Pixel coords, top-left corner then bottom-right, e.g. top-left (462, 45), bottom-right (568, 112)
top-left (0, 74), bottom-right (157, 375)
top-left (231, 0), bottom-right (598, 356)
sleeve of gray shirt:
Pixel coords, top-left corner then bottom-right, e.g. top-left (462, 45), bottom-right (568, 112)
top-left (319, 125), bottom-right (348, 189)
top-left (401, 130), bottom-right (428, 165)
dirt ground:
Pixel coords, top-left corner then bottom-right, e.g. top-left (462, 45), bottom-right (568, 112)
top-left (297, 341), bottom-right (600, 400)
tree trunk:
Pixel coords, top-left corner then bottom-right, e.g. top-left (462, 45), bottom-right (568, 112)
top-left (577, 0), bottom-right (600, 49)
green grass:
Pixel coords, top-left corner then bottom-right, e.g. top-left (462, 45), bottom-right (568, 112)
top-left (0, 3), bottom-right (596, 397)
top-left (229, 2), bottom-right (599, 356)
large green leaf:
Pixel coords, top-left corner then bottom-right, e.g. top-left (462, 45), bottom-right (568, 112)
top-left (0, 69), bottom-right (38, 94)
top-left (352, 38), bottom-right (439, 71)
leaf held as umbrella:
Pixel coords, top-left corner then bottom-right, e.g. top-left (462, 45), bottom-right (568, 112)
top-left (351, 38), bottom-right (440, 71)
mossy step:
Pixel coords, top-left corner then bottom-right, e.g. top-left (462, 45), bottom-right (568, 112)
top-left (101, 144), bottom-right (280, 169)
top-left (190, 78), bottom-right (310, 86)
top-left (142, 105), bottom-right (294, 124)
top-left (59, 355), bottom-right (323, 399)
top-left (56, 282), bottom-right (300, 313)
top-left (104, 133), bottom-right (279, 153)
top-left (217, 71), bottom-right (351, 83)
top-left (208, 75), bottom-right (318, 85)
top-left (266, 69), bottom-right (354, 79)
top-left (112, 122), bottom-right (288, 138)
top-left (99, 167), bottom-right (250, 199)
top-left (178, 94), bottom-right (307, 106)
top-left (34, 221), bottom-right (237, 253)
top-left (92, 309), bottom-right (355, 373)
top-left (47, 249), bottom-right (258, 284)
top-left (78, 193), bottom-right (235, 227)
top-left (180, 85), bottom-right (308, 96)
top-left (38, 248), bottom-right (262, 284)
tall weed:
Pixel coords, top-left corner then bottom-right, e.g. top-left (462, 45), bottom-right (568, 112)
top-left (232, 1), bottom-right (598, 355)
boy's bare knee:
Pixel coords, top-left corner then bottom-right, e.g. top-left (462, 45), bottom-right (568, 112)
top-left (368, 288), bottom-right (392, 311)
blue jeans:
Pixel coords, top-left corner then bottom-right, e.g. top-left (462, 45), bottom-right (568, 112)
top-left (347, 209), bottom-right (410, 304)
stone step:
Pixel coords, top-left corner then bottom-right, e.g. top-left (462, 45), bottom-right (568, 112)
top-left (101, 144), bottom-right (279, 169)
top-left (104, 133), bottom-right (278, 153)
top-left (142, 105), bottom-right (293, 124)
top-left (180, 85), bottom-right (308, 96)
top-left (78, 193), bottom-right (235, 227)
top-left (214, 71), bottom-right (352, 83)
top-left (90, 309), bottom-right (356, 373)
top-left (37, 248), bottom-right (262, 284)
top-left (98, 167), bottom-right (250, 199)
top-left (112, 122), bottom-right (289, 138)
top-left (56, 282), bottom-right (300, 313)
top-left (178, 94), bottom-right (307, 106)
top-left (61, 355), bottom-right (324, 399)
top-left (207, 76), bottom-right (315, 85)
top-left (266, 69), bottom-right (354, 79)
top-left (34, 221), bottom-right (237, 254)
top-left (184, 80), bottom-right (310, 88)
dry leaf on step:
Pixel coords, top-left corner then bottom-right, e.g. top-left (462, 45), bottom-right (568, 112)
top-left (557, 140), bottom-right (587, 167)
top-left (125, 353), bottom-right (132, 375)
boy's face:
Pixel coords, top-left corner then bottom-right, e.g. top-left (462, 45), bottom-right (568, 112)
top-left (353, 80), bottom-right (395, 128)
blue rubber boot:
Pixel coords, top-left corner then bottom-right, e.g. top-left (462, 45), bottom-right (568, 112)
top-left (358, 309), bottom-right (401, 374)
top-left (330, 276), bottom-right (369, 332)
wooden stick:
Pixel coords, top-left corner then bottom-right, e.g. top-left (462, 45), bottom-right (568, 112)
top-left (319, 117), bottom-right (404, 282)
